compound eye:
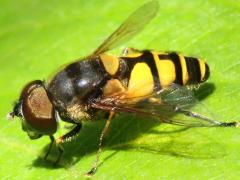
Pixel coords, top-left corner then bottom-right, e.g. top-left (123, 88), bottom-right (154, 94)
top-left (21, 81), bottom-right (57, 135)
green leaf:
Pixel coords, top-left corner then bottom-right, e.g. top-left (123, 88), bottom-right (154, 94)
top-left (1, 0), bottom-right (240, 179)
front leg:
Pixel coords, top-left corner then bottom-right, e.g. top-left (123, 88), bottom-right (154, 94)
top-left (44, 135), bottom-right (55, 160)
top-left (44, 123), bottom-right (82, 165)
top-left (54, 123), bottom-right (82, 165)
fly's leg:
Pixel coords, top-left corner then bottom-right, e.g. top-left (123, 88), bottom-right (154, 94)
top-left (43, 123), bottom-right (82, 165)
top-left (176, 107), bottom-right (240, 127)
top-left (85, 111), bottom-right (115, 176)
top-left (56, 123), bottom-right (82, 144)
top-left (219, 122), bottom-right (240, 127)
top-left (121, 47), bottom-right (142, 56)
top-left (53, 123), bottom-right (82, 165)
top-left (54, 143), bottom-right (64, 166)
top-left (43, 135), bottom-right (64, 165)
top-left (44, 135), bottom-right (55, 160)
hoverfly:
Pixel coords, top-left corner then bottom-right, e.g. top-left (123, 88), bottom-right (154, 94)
top-left (7, 0), bottom-right (239, 176)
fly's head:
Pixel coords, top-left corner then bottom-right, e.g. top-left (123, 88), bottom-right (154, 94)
top-left (8, 80), bottom-right (58, 139)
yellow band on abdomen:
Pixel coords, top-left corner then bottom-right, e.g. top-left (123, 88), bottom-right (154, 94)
top-left (126, 62), bottom-right (154, 97)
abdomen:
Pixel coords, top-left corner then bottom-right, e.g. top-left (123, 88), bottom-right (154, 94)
top-left (154, 51), bottom-right (210, 86)
top-left (119, 50), bottom-right (210, 97)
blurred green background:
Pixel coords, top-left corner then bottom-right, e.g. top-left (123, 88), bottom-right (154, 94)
top-left (0, 0), bottom-right (240, 179)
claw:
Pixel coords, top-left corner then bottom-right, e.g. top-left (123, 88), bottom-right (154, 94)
top-left (85, 167), bottom-right (97, 177)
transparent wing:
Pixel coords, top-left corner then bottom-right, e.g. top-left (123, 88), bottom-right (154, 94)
top-left (92, 1), bottom-right (159, 56)
top-left (92, 84), bottom-right (223, 127)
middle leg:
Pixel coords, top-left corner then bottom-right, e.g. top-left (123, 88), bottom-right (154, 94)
top-left (86, 111), bottom-right (115, 176)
